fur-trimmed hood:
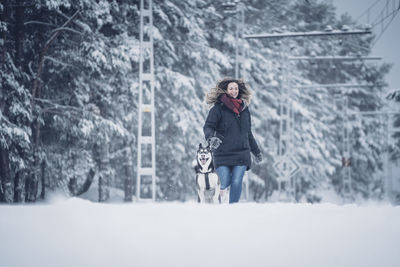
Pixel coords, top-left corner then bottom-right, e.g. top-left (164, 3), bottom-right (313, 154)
top-left (205, 78), bottom-right (252, 106)
top-left (216, 94), bottom-right (249, 112)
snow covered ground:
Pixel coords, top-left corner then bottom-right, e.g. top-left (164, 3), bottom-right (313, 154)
top-left (1, 198), bottom-right (400, 267)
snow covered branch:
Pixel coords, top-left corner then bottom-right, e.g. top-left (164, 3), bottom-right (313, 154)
top-left (32, 9), bottom-right (81, 102)
top-left (44, 56), bottom-right (74, 67)
top-left (55, 10), bottom-right (88, 31)
top-left (24, 21), bottom-right (57, 27)
top-left (49, 26), bottom-right (82, 36)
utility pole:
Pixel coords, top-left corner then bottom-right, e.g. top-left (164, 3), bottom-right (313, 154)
top-left (235, 2), bottom-right (244, 79)
top-left (222, 1), bottom-right (244, 79)
top-left (223, 1), bottom-right (250, 201)
top-left (243, 29), bottom-right (372, 201)
top-left (137, 0), bottom-right (156, 201)
top-left (294, 83), bottom-right (381, 200)
top-left (291, 52), bottom-right (382, 201)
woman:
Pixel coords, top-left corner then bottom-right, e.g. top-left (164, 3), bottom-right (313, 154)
top-left (203, 78), bottom-right (262, 203)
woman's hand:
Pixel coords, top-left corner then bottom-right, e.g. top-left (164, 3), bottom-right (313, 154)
top-left (208, 137), bottom-right (222, 151)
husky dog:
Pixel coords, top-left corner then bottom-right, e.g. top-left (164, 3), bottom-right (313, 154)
top-left (194, 143), bottom-right (220, 203)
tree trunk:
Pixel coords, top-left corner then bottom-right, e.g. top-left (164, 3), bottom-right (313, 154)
top-left (94, 140), bottom-right (111, 202)
top-left (78, 169), bottom-right (95, 196)
top-left (0, 148), bottom-right (13, 203)
top-left (0, 1), bottom-right (24, 203)
top-left (68, 177), bottom-right (78, 196)
top-left (13, 170), bottom-right (25, 202)
top-left (40, 160), bottom-right (46, 199)
top-left (124, 143), bottom-right (134, 202)
top-left (25, 129), bottom-right (39, 202)
top-left (0, 2), bottom-right (10, 203)
top-left (28, 10), bottom-right (80, 202)
top-left (14, 0), bottom-right (24, 67)
top-left (13, 0), bottom-right (39, 203)
top-left (0, 0), bottom-right (9, 64)
top-left (67, 169), bottom-right (95, 196)
top-left (98, 175), bottom-right (109, 202)
top-left (25, 173), bottom-right (38, 202)
top-left (98, 141), bottom-right (110, 202)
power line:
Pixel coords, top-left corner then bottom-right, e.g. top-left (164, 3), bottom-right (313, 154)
top-left (355, 0), bottom-right (384, 22)
top-left (353, 0), bottom-right (400, 47)
top-left (371, 0), bottom-right (399, 25)
top-left (371, 7), bottom-right (399, 28)
top-left (372, 9), bottom-right (399, 47)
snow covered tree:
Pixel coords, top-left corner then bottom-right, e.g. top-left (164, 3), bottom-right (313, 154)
top-left (0, 0), bottom-right (393, 203)
top-left (237, 0), bottom-right (391, 201)
top-left (386, 89), bottom-right (400, 203)
top-left (0, 0), bottom-right (33, 203)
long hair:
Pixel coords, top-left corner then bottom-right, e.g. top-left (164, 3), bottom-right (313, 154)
top-left (205, 78), bottom-right (252, 106)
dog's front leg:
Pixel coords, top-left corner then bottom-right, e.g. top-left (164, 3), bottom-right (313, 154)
top-left (197, 189), bottom-right (205, 203)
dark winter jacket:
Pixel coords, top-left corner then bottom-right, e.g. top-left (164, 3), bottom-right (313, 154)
top-left (203, 100), bottom-right (260, 170)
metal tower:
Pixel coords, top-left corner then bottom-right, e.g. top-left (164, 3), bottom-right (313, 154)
top-left (235, 2), bottom-right (244, 79)
top-left (274, 57), bottom-right (299, 201)
top-left (222, 1), bottom-right (244, 79)
top-left (137, 0), bottom-right (156, 201)
top-left (341, 96), bottom-right (352, 199)
top-left (243, 28), bottom-right (371, 201)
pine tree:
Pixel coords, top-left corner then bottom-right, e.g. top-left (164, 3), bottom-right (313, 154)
top-left (0, 0), bottom-right (393, 203)
top-left (1, 0), bottom-right (33, 203)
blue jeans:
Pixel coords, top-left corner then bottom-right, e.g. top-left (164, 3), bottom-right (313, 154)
top-left (216, 165), bottom-right (247, 203)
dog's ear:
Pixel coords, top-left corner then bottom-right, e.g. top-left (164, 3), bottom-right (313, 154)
top-left (199, 143), bottom-right (203, 149)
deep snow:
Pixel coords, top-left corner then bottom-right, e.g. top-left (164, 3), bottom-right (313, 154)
top-left (1, 198), bottom-right (399, 267)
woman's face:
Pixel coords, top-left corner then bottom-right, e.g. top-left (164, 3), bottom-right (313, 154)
top-left (226, 82), bottom-right (239, 98)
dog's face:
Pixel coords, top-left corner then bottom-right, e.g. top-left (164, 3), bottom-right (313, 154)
top-left (197, 143), bottom-right (213, 169)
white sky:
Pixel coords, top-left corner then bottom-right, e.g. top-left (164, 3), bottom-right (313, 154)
top-left (331, 0), bottom-right (400, 92)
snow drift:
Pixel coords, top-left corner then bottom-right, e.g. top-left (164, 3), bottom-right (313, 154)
top-left (1, 198), bottom-right (399, 267)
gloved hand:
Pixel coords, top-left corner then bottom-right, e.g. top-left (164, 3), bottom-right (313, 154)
top-left (208, 136), bottom-right (222, 151)
top-left (255, 153), bottom-right (262, 164)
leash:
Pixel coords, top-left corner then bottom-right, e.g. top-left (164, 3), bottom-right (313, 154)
top-left (205, 172), bottom-right (210, 190)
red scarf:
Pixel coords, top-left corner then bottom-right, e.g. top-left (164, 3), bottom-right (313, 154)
top-left (220, 93), bottom-right (243, 115)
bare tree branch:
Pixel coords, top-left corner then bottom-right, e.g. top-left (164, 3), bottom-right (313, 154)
top-left (32, 9), bottom-right (81, 102)
top-left (49, 27), bottom-right (83, 36)
top-left (55, 10), bottom-right (87, 30)
top-left (24, 21), bottom-right (57, 27)
top-left (44, 56), bottom-right (74, 68)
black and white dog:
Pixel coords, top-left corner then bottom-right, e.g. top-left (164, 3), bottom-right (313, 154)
top-left (193, 143), bottom-right (220, 203)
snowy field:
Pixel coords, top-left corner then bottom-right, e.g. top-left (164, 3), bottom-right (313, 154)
top-left (1, 198), bottom-right (400, 267)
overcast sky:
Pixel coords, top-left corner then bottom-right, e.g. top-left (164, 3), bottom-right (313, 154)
top-left (331, 0), bottom-right (400, 93)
